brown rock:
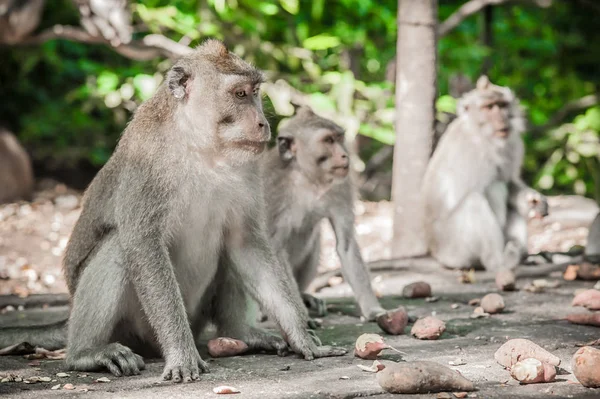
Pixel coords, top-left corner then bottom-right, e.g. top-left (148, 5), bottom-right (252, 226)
top-left (480, 293), bottom-right (505, 314)
top-left (402, 281), bottom-right (432, 298)
top-left (411, 316), bottom-right (446, 340)
top-left (376, 307), bottom-right (409, 335)
top-left (572, 346), bottom-right (600, 388)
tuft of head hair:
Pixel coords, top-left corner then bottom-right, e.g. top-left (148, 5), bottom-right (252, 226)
top-left (191, 38), bottom-right (264, 83)
top-left (457, 76), bottom-right (516, 116)
top-left (279, 105), bottom-right (344, 139)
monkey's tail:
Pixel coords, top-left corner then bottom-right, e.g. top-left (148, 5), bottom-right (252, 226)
top-left (0, 318), bottom-right (67, 352)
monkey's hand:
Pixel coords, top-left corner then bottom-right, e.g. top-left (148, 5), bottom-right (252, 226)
top-left (526, 191), bottom-right (549, 219)
top-left (301, 293), bottom-right (328, 318)
top-left (162, 346), bottom-right (209, 383)
top-left (293, 330), bottom-right (347, 360)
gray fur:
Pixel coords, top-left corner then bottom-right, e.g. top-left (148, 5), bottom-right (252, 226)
top-left (59, 40), bottom-right (345, 382)
top-left (261, 107), bottom-right (385, 321)
top-left (585, 212), bottom-right (600, 262)
top-left (422, 77), bottom-right (547, 271)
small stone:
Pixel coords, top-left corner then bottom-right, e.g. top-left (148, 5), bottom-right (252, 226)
top-left (51, 384), bottom-right (61, 390)
top-left (425, 296), bottom-right (439, 302)
top-left (451, 303), bottom-right (459, 309)
top-left (39, 377), bottom-right (52, 382)
top-left (95, 377), bottom-right (110, 383)
top-left (437, 393), bottom-right (452, 399)
top-left (468, 298), bottom-right (480, 306)
top-left (63, 383), bottom-right (75, 390)
top-left (449, 358), bottom-right (466, 366)
top-left (56, 372), bottom-right (69, 378)
top-left (339, 376), bottom-right (350, 380)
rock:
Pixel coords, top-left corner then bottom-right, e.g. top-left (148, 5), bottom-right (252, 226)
top-left (572, 346), bottom-right (600, 388)
top-left (411, 316), bottom-right (446, 340)
top-left (402, 281), bottom-right (432, 298)
top-left (480, 293), bottom-right (505, 314)
top-left (495, 270), bottom-right (516, 291)
top-left (376, 306), bottom-right (409, 335)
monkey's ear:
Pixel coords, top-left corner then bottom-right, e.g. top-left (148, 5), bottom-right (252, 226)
top-left (293, 104), bottom-right (315, 118)
top-left (167, 65), bottom-right (192, 100)
top-left (277, 136), bottom-right (296, 162)
top-left (476, 75), bottom-right (490, 91)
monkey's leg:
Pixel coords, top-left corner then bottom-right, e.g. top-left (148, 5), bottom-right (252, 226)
top-left (585, 212), bottom-right (600, 262)
top-left (294, 236), bottom-right (327, 319)
top-left (504, 209), bottom-right (529, 264)
top-left (328, 217), bottom-right (385, 321)
top-left (66, 235), bottom-right (145, 377)
top-left (0, 319), bottom-right (67, 351)
top-left (211, 265), bottom-right (289, 356)
top-left (228, 234), bottom-right (346, 359)
top-left (433, 193), bottom-right (506, 271)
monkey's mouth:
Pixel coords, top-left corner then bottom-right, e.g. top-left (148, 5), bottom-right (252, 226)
top-left (233, 140), bottom-right (269, 153)
top-left (332, 165), bottom-right (350, 177)
top-left (495, 128), bottom-right (510, 138)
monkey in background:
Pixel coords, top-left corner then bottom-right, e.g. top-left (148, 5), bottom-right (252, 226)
top-left (0, 40), bottom-right (346, 382)
top-left (422, 76), bottom-right (548, 272)
top-left (0, 127), bottom-right (34, 204)
top-left (261, 106), bottom-right (385, 322)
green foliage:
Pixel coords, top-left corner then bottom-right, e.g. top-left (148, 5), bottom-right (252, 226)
top-left (0, 0), bottom-right (599, 199)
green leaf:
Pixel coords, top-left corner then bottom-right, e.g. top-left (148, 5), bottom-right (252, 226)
top-left (96, 71), bottom-right (119, 96)
top-left (279, 0), bottom-right (299, 15)
top-left (436, 95), bottom-right (457, 114)
top-left (303, 34), bottom-right (341, 50)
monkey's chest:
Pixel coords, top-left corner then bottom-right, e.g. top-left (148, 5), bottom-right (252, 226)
top-left (170, 190), bottom-right (242, 312)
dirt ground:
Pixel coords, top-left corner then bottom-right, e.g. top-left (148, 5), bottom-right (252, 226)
top-left (0, 180), bottom-right (597, 298)
top-left (1, 182), bottom-right (600, 398)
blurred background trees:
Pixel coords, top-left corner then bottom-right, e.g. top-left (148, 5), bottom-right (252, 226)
top-left (0, 0), bottom-right (598, 204)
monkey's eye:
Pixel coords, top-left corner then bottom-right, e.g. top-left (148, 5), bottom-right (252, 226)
top-left (252, 87), bottom-right (260, 97)
top-left (235, 90), bottom-right (247, 99)
top-left (324, 136), bottom-right (334, 144)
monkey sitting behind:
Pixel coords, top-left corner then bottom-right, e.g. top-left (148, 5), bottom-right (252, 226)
top-left (422, 76), bottom-right (548, 272)
top-left (0, 40), bottom-right (346, 382)
top-left (261, 107), bottom-right (385, 321)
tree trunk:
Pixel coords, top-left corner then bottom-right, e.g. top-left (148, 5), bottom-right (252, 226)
top-left (391, 0), bottom-right (438, 258)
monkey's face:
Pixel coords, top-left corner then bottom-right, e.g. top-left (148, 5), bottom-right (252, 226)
top-left (204, 77), bottom-right (271, 161)
top-left (479, 96), bottom-right (511, 139)
top-left (293, 128), bottom-right (349, 186)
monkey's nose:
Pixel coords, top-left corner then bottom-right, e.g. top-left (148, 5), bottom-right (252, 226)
top-left (259, 122), bottom-right (265, 128)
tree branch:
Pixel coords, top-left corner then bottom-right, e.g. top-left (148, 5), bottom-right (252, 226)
top-left (12, 25), bottom-right (192, 61)
top-left (530, 94), bottom-right (599, 136)
top-left (438, 0), bottom-right (552, 37)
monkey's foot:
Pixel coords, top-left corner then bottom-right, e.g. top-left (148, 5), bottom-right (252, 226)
top-left (162, 349), bottom-right (209, 383)
top-left (363, 306), bottom-right (387, 322)
top-left (302, 345), bottom-right (348, 360)
top-left (302, 293), bottom-right (327, 317)
top-left (242, 328), bottom-right (289, 357)
top-left (66, 342), bottom-right (145, 377)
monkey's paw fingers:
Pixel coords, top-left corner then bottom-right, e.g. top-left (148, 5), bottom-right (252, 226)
top-left (306, 345), bottom-right (347, 359)
top-left (306, 329), bottom-right (322, 346)
top-left (307, 318), bottom-right (322, 329)
top-left (162, 353), bottom-right (208, 383)
top-left (302, 293), bottom-right (327, 317)
top-left (88, 343), bottom-right (145, 377)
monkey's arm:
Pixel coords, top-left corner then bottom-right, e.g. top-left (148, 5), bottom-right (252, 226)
top-left (507, 178), bottom-right (548, 218)
top-left (115, 172), bottom-right (207, 381)
top-left (227, 210), bottom-right (346, 359)
top-left (328, 205), bottom-right (384, 321)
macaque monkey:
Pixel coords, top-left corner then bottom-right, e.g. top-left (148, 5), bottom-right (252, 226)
top-left (0, 127), bottom-right (34, 204)
top-left (40, 40), bottom-right (345, 382)
top-left (261, 107), bottom-right (385, 321)
top-left (422, 76), bottom-right (548, 272)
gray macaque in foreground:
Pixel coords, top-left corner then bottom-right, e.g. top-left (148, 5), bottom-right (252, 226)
top-left (0, 39), bottom-right (346, 382)
top-left (261, 106), bottom-right (385, 321)
top-left (422, 76), bottom-right (548, 272)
